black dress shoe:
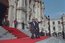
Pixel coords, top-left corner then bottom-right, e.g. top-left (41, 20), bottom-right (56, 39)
top-left (31, 36), bottom-right (35, 39)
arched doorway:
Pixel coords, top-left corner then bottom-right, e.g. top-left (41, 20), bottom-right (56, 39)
top-left (0, 0), bottom-right (9, 26)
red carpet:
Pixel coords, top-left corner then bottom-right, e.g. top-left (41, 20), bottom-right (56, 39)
top-left (0, 36), bottom-right (48, 43)
top-left (2, 26), bottom-right (28, 38)
top-left (1, 26), bottom-right (48, 43)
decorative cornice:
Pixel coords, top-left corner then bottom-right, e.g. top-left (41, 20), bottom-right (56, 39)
top-left (16, 7), bottom-right (27, 12)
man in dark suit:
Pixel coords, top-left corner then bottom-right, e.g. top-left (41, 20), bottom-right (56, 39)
top-left (21, 21), bottom-right (25, 30)
top-left (29, 18), bottom-right (42, 39)
top-left (29, 19), bottom-right (36, 39)
top-left (35, 18), bottom-right (42, 38)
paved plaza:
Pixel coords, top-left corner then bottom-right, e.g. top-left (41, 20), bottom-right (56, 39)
top-left (36, 37), bottom-right (65, 43)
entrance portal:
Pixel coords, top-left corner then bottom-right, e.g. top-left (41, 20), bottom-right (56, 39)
top-left (0, 0), bottom-right (9, 26)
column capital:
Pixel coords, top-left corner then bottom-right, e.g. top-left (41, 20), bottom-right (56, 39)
top-left (9, 5), bottom-right (14, 8)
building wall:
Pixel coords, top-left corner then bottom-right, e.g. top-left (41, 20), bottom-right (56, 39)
top-left (63, 14), bottom-right (65, 33)
top-left (39, 16), bottom-right (49, 33)
top-left (50, 19), bottom-right (62, 34)
top-left (7, 0), bottom-right (45, 30)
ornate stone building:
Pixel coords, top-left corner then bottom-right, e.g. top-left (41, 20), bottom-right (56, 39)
top-left (0, 0), bottom-right (45, 30)
top-left (50, 19), bottom-right (63, 36)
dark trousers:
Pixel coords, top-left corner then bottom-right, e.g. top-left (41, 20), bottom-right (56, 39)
top-left (31, 32), bottom-right (36, 39)
top-left (30, 29), bottom-right (36, 39)
top-left (22, 23), bottom-right (25, 29)
top-left (15, 24), bottom-right (17, 28)
top-left (31, 33), bottom-right (35, 39)
top-left (35, 29), bottom-right (40, 38)
top-left (31, 29), bottom-right (40, 39)
top-left (22, 25), bottom-right (24, 29)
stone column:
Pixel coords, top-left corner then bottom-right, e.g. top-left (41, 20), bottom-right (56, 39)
top-left (16, 0), bottom-right (23, 30)
top-left (8, 5), bottom-right (14, 27)
top-left (34, 1), bottom-right (44, 32)
top-left (27, 0), bottom-right (30, 22)
top-left (8, 0), bottom-right (16, 27)
top-left (13, 0), bottom-right (19, 28)
top-left (30, 0), bottom-right (35, 21)
top-left (34, 2), bottom-right (42, 21)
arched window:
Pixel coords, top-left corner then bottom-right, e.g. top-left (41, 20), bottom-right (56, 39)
top-left (53, 27), bottom-right (55, 31)
top-left (53, 21), bottom-right (55, 25)
top-left (58, 21), bottom-right (60, 24)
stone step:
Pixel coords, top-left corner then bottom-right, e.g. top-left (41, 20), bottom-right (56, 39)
top-left (0, 26), bottom-right (17, 40)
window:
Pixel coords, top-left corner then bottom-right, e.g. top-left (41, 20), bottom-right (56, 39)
top-left (58, 21), bottom-right (60, 24)
top-left (53, 27), bottom-right (55, 31)
top-left (53, 21), bottom-right (55, 25)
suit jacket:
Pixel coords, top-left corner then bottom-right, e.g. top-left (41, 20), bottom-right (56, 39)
top-left (35, 22), bottom-right (39, 29)
top-left (29, 22), bottom-right (36, 30)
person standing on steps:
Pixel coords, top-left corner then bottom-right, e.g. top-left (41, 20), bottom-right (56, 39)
top-left (35, 18), bottom-right (42, 38)
top-left (29, 19), bottom-right (36, 39)
top-left (14, 19), bottom-right (18, 28)
top-left (21, 21), bottom-right (25, 30)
